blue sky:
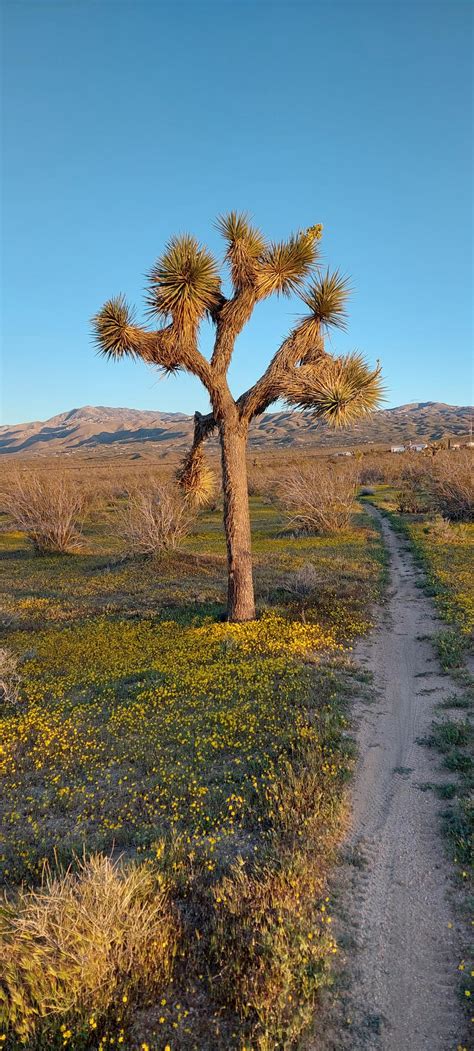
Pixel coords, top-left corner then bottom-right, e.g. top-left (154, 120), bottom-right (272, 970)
top-left (1, 0), bottom-right (472, 424)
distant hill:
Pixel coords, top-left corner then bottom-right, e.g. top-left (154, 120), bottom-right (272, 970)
top-left (0, 403), bottom-right (472, 458)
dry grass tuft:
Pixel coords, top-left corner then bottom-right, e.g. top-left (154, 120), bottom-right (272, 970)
top-left (0, 648), bottom-right (20, 705)
top-left (0, 854), bottom-right (178, 1043)
top-left (277, 462), bottom-right (358, 534)
top-left (0, 471), bottom-right (88, 554)
top-left (424, 514), bottom-right (467, 544)
top-left (118, 481), bottom-right (195, 556)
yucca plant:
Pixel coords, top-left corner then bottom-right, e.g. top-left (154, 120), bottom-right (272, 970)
top-left (93, 215), bottom-right (384, 621)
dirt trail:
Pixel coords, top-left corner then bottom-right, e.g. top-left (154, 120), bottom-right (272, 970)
top-left (313, 509), bottom-right (465, 1050)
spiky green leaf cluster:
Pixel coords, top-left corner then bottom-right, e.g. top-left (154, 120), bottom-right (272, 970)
top-left (300, 269), bottom-right (351, 331)
top-left (147, 235), bottom-right (221, 327)
top-left (217, 211), bottom-right (267, 258)
top-left (217, 214), bottom-right (323, 296)
top-left (92, 295), bottom-right (136, 358)
top-left (257, 228), bottom-right (321, 298)
top-left (286, 353), bottom-right (384, 428)
top-left (217, 211), bottom-right (267, 291)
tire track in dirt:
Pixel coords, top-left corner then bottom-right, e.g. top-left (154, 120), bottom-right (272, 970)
top-left (311, 508), bottom-right (465, 1051)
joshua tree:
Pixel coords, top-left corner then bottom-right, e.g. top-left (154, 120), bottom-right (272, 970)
top-left (93, 214), bottom-right (383, 622)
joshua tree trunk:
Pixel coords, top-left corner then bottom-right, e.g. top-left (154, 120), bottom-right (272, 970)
top-left (219, 414), bottom-right (255, 622)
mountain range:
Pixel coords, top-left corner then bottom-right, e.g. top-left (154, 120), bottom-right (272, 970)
top-left (0, 403), bottom-right (472, 458)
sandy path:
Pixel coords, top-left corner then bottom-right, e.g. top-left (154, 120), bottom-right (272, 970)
top-left (312, 508), bottom-right (465, 1050)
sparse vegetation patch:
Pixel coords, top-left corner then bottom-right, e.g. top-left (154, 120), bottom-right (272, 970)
top-left (0, 487), bottom-right (383, 1049)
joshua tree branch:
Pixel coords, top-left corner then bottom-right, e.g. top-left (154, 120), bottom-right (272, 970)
top-left (127, 326), bottom-right (215, 390)
top-left (238, 323), bottom-right (326, 421)
top-left (193, 409), bottom-right (217, 445)
top-left (93, 299), bottom-right (214, 391)
top-left (211, 288), bottom-right (258, 374)
top-left (177, 410), bottom-right (217, 498)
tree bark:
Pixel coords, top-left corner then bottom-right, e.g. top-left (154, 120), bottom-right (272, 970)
top-left (219, 414), bottom-right (255, 622)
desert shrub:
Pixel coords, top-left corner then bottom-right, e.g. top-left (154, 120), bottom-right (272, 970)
top-left (284, 561), bottom-right (320, 598)
top-left (429, 450), bottom-right (474, 522)
top-left (396, 487), bottom-right (428, 514)
top-left (400, 460), bottom-right (429, 486)
top-left (359, 449), bottom-right (420, 485)
top-left (246, 467), bottom-right (261, 497)
top-left (0, 647), bottom-right (20, 705)
top-left (119, 481), bottom-right (195, 556)
top-left (423, 514), bottom-right (469, 544)
top-left (359, 464), bottom-right (385, 484)
top-left (0, 854), bottom-right (178, 1043)
top-left (277, 463), bottom-right (358, 534)
top-left (247, 463), bottom-right (279, 498)
top-left (0, 471), bottom-right (88, 553)
top-left (266, 562), bottom-right (322, 620)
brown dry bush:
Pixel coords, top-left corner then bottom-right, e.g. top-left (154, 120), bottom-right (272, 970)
top-left (247, 462), bottom-right (279, 498)
top-left (0, 854), bottom-right (179, 1043)
top-left (277, 462), bottom-right (358, 534)
top-left (0, 471), bottom-right (88, 553)
top-left (396, 487), bottom-right (429, 514)
top-left (258, 562), bottom-right (322, 621)
top-left (104, 464), bottom-right (174, 501)
top-left (118, 481), bottom-right (196, 556)
top-left (429, 450), bottom-right (473, 522)
top-left (358, 450), bottom-right (429, 487)
top-left (400, 459), bottom-right (429, 487)
top-left (358, 461), bottom-right (386, 484)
